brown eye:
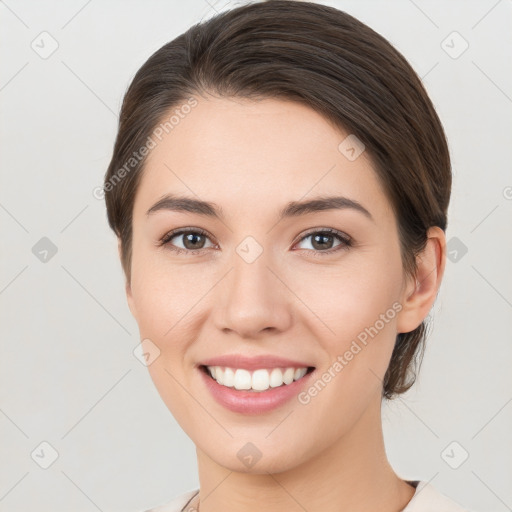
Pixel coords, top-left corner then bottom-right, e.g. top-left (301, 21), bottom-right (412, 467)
top-left (160, 228), bottom-right (215, 254)
top-left (295, 229), bottom-right (352, 255)
top-left (310, 233), bottom-right (336, 250)
top-left (181, 232), bottom-right (207, 250)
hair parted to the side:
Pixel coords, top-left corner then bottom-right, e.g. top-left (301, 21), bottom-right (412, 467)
top-left (103, 0), bottom-right (451, 400)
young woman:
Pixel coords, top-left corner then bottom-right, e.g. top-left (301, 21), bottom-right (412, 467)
top-left (103, 1), bottom-right (467, 511)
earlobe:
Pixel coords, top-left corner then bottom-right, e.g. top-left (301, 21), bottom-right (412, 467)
top-left (396, 227), bottom-right (446, 334)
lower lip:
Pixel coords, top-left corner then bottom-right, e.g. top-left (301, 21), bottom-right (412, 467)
top-left (199, 366), bottom-right (315, 414)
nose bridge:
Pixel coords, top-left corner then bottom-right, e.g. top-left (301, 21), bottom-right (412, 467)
top-left (213, 235), bottom-right (292, 336)
top-left (232, 242), bottom-right (272, 300)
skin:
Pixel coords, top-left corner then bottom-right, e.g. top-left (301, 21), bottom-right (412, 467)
top-left (121, 94), bottom-right (446, 512)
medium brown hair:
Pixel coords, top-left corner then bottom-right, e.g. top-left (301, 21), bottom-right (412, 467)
top-left (103, 0), bottom-right (451, 399)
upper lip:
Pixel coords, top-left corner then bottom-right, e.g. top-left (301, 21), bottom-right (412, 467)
top-left (199, 354), bottom-right (314, 371)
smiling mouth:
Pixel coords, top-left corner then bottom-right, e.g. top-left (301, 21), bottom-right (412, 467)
top-left (200, 365), bottom-right (315, 392)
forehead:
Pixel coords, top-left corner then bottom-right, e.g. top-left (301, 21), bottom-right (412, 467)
top-left (132, 95), bottom-right (393, 223)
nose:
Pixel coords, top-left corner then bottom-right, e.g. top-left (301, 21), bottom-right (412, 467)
top-left (212, 246), bottom-right (293, 339)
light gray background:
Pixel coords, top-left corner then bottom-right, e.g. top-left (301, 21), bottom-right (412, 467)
top-left (1, 0), bottom-right (511, 511)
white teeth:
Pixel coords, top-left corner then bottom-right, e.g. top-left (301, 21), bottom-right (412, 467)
top-left (223, 367), bottom-right (235, 387)
top-left (294, 367), bottom-right (307, 380)
top-left (269, 368), bottom-right (284, 388)
top-left (234, 369), bottom-right (252, 390)
top-left (251, 369), bottom-right (269, 391)
top-left (205, 365), bottom-right (310, 392)
top-left (283, 367), bottom-right (295, 385)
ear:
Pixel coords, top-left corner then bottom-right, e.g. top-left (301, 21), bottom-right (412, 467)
top-left (118, 238), bottom-right (137, 318)
top-left (396, 226), bottom-right (446, 334)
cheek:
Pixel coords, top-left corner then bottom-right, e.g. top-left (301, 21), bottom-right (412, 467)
top-left (292, 265), bottom-right (403, 435)
top-left (290, 253), bottom-right (403, 397)
top-left (130, 266), bottom-right (201, 423)
top-left (129, 251), bottom-right (208, 336)
top-left (292, 254), bottom-right (403, 337)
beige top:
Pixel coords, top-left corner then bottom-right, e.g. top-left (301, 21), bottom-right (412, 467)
top-left (142, 480), bottom-right (469, 511)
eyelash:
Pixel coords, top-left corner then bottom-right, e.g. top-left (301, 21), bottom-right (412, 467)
top-left (158, 227), bottom-right (353, 257)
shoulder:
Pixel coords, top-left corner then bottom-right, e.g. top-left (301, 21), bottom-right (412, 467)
top-left (402, 481), bottom-right (469, 511)
top-left (140, 488), bottom-right (199, 512)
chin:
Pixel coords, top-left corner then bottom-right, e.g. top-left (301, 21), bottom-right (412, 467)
top-left (196, 431), bottom-right (314, 475)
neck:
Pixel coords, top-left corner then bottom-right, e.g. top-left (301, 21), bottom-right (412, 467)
top-left (193, 395), bottom-right (415, 512)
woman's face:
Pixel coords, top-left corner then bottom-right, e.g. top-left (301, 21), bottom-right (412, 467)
top-left (125, 95), bottom-right (419, 472)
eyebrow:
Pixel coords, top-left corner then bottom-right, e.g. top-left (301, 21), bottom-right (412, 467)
top-left (146, 193), bottom-right (373, 222)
